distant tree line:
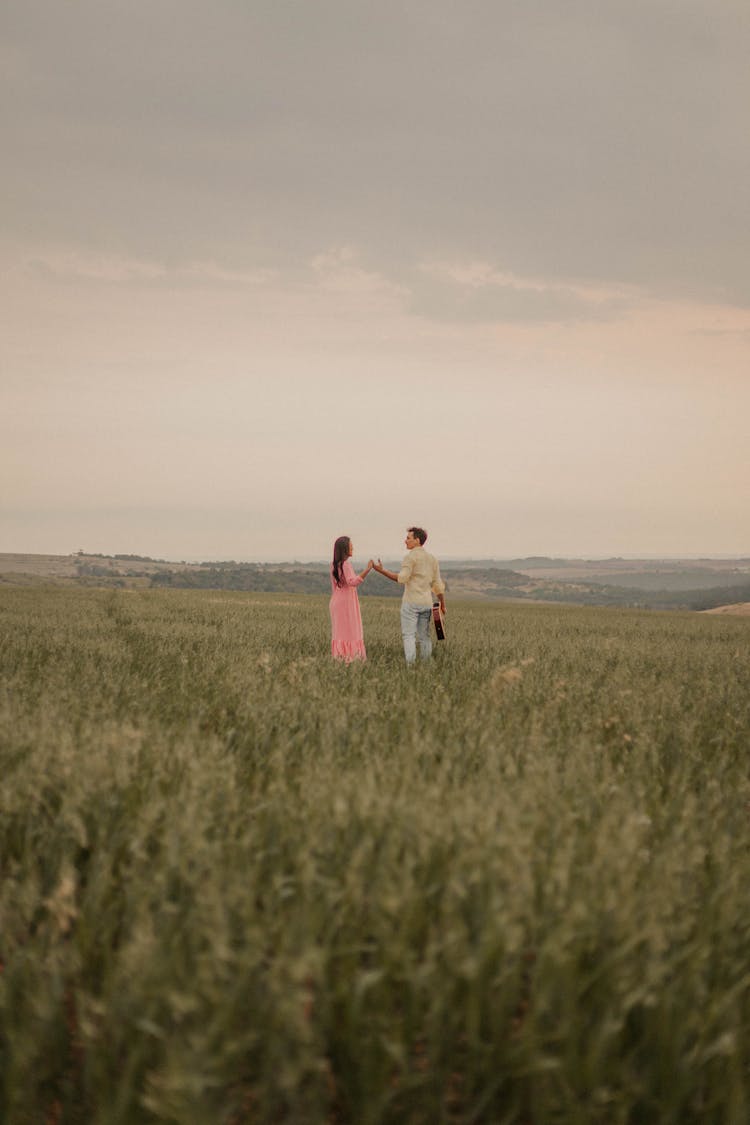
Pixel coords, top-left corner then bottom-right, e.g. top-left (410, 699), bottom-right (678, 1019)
top-left (150, 567), bottom-right (330, 594)
top-left (687, 583), bottom-right (750, 610)
top-left (70, 558), bottom-right (750, 610)
top-left (114, 553), bottom-right (168, 562)
top-left (76, 563), bottom-right (116, 577)
top-left (149, 565), bottom-right (404, 597)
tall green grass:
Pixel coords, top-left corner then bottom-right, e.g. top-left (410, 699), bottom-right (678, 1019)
top-left (1, 587), bottom-right (749, 1123)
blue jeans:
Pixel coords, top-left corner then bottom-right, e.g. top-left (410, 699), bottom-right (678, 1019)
top-left (400, 601), bottom-right (433, 663)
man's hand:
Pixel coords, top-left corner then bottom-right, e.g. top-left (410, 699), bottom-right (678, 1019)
top-left (375, 559), bottom-right (399, 582)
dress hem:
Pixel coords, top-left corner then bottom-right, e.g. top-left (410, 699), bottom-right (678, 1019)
top-left (331, 640), bottom-right (367, 663)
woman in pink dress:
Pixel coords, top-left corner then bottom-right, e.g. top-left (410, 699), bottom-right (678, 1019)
top-left (330, 536), bottom-right (374, 662)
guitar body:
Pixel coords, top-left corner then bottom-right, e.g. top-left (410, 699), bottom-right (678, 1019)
top-left (432, 600), bottom-right (446, 641)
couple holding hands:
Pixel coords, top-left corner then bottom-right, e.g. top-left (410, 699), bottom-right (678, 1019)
top-left (330, 527), bottom-right (446, 664)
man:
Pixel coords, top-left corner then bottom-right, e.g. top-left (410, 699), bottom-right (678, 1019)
top-left (374, 527), bottom-right (446, 663)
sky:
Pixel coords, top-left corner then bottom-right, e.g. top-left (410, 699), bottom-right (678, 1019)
top-left (2, 0), bottom-right (749, 562)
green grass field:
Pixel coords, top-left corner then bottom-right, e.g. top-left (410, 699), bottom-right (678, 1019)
top-left (1, 587), bottom-right (749, 1124)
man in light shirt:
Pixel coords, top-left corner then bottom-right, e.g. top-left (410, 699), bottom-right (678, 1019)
top-left (374, 527), bottom-right (446, 663)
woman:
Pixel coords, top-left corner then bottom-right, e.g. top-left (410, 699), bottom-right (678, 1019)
top-left (329, 536), bottom-right (373, 662)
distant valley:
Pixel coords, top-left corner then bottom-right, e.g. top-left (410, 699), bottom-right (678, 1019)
top-left (2, 552), bottom-right (749, 612)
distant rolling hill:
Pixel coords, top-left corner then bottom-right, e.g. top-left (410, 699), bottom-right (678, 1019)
top-left (1, 553), bottom-right (749, 611)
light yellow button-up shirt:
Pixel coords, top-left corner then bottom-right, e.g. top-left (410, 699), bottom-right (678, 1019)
top-left (397, 546), bottom-right (445, 606)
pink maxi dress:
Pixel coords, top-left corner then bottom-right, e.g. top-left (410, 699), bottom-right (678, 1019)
top-left (329, 559), bottom-right (366, 661)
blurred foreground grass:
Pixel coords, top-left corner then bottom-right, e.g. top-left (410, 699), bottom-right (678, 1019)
top-left (1, 587), bottom-right (749, 1124)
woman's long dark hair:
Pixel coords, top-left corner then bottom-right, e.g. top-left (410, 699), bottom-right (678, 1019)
top-left (332, 536), bottom-right (351, 588)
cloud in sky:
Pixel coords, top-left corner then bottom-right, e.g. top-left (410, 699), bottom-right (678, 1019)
top-left (2, 1), bottom-right (749, 559)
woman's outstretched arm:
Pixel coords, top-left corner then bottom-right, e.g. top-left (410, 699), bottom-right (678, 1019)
top-left (344, 558), bottom-right (374, 585)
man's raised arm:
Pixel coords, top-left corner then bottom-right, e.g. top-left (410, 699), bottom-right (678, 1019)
top-left (373, 558), bottom-right (399, 582)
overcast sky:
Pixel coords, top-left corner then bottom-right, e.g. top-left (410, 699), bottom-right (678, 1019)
top-left (3, 0), bottom-right (749, 561)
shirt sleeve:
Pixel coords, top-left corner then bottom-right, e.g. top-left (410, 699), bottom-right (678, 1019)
top-left (431, 560), bottom-right (446, 595)
top-left (397, 553), bottom-right (413, 585)
top-left (343, 559), bottom-right (364, 587)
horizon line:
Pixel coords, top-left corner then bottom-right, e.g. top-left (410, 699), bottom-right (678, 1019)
top-left (2, 549), bottom-right (750, 565)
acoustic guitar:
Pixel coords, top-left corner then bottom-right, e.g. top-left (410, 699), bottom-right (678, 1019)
top-left (432, 599), bottom-right (446, 641)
